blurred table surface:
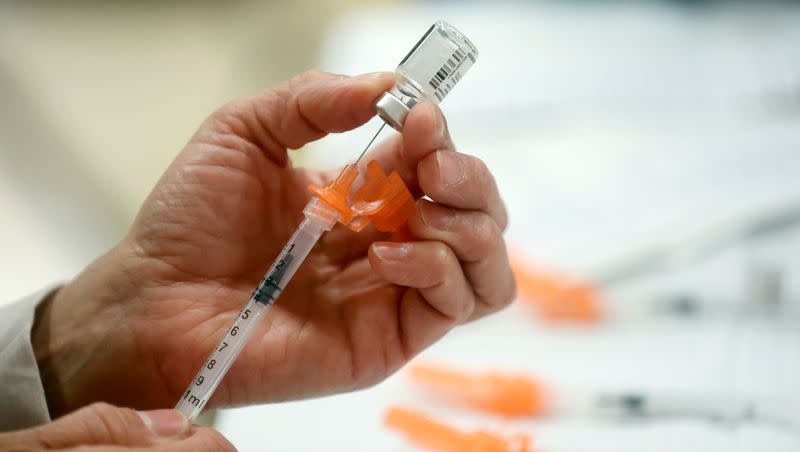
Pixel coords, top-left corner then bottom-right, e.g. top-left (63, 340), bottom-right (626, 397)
top-left (219, 3), bottom-right (800, 452)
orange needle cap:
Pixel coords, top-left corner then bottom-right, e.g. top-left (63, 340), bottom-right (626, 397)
top-left (385, 406), bottom-right (532, 452)
top-left (510, 256), bottom-right (602, 323)
top-left (309, 160), bottom-right (414, 233)
top-left (408, 364), bottom-right (547, 418)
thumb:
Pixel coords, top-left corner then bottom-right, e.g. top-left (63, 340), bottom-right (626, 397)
top-left (9, 403), bottom-right (190, 448)
top-left (204, 70), bottom-right (395, 166)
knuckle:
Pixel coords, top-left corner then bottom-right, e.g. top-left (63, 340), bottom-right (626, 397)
top-left (451, 156), bottom-right (492, 203)
top-left (496, 267), bottom-right (518, 309)
top-left (87, 401), bottom-right (115, 414)
top-left (458, 297), bottom-right (477, 323)
top-left (85, 402), bottom-right (136, 443)
top-left (468, 157), bottom-right (507, 229)
top-left (88, 402), bottom-right (126, 422)
top-left (291, 69), bottom-right (344, 94)
top-left (294, 68), bottom-right (328, 83)
top-left (462, 154), bottom-right (487, 182)
top-left (469, 215), bottom-right (502, 259)
top-left (271, 82), bottom-right (294, 117)
top-left (421, 242), bottom-right (454, 286)
top-left (471, 156), bottom-right (495, 191)
top-left (475, 214), bottom-right (501, 257)
top-left (207, 101), bottom-right (240, 129)
top-left (475, 273), bottom-right (516, 315)
top-left (432, 242), bottom-right (455, 269)
top-left (269, 83), bottom-right (306, 149)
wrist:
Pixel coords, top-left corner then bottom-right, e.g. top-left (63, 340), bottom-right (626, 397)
top-left (32, 242), bottom-right (143, 417)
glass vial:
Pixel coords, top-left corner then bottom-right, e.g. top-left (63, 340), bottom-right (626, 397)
top-left (376, 20), bottom-right (479, 131)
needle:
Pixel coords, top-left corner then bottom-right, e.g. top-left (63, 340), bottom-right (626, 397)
top-left (355, 122), bottom-right (386, 164)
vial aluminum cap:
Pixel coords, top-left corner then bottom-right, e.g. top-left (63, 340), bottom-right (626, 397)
top-left (376, 92), bottom-right (411, 131)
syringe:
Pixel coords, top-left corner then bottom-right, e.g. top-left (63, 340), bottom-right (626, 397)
top-left (174, 19), bottom-right (478, 420)
top-left (175, 151), bottom-right (373, 420)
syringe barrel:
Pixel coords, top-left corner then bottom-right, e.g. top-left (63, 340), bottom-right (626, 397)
top-left (376, 20), bottom-right (478, 131)
top-left (175, 198), bottom-right (337, 420)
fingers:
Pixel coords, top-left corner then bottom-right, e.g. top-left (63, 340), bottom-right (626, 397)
top-left (207, 70), bottom-right (396, 165)
top-left (149, 426), bottom-right (237, 452)
top-left (409, 200), bottom-right (516, 320)
top-left (368, 241), bottom-right (477, 354)
top-left (57, 427), bottom-right (235, 452)
top-left (2, 403), bottom-right (190, 449)
top-left (400, 102), bottom-right (456, 167)
top-left (417, 151), bottom-right (508, 230)
top-left (0, 403), bottom-right (234, 452)
top-left (366, 100), bottom-right (513, 334)
top-left (365, 102), bottom-right (506, 226)
top-left (366, 101), bottom-right (454, 196)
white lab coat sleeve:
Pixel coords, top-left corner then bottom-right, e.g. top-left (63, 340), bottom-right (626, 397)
top-left (0, 286), bottom-right (59, 431)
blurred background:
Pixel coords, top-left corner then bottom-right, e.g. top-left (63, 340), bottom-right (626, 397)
top-left (1, 0), bottom-right (799, 451)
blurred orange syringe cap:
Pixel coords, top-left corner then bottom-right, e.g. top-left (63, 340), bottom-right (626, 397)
top-left (510, 254), bottom-right (602, 324)
top-left (385, 406), bottom-right (532, 452)
top-left (408, 364), bottom-right (548, 418)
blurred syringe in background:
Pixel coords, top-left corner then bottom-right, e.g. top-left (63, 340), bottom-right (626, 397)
top-left (404, 364), bottom-right (800, 428)
top-left (511, 200), bottom-right (800, 324)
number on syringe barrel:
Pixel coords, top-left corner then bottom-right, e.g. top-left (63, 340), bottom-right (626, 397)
top-left (188, 244), bottom-right (296, 395)
top-left (227, 307), bottom-right (251, 336)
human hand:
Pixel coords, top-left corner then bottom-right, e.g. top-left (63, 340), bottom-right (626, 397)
top-left (0, 403), bottom-right (233, 451)
top-left (33, 70), bottom-right (515, 416)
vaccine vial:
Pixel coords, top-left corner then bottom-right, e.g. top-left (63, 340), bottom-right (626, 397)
top-left (376, 20), bottom-right (478, 131)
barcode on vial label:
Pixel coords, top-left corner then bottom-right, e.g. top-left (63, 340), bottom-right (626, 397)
top-left (428, 48), bottom-right (472, 101)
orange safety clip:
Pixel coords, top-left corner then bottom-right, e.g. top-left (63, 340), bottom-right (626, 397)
top-left (385, 406), bottom-right (532, 452)
top-left (510, 254), bottom-right (602, 324)
top-left (308, 160), bottom-right (415, 232)
top-left (408, 364), bottom-right (547, 418)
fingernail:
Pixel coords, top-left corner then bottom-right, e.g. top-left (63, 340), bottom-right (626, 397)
top-left (436, 151), bottom-right (465, 187)
top-left (436, 113), bottom-right (447, 142)
top-left (420, 202), bottom-right (455, 230)
top-left (372, 242), bottom-right (409, 261)
top-left (138, 410), bottom-right (190, 437)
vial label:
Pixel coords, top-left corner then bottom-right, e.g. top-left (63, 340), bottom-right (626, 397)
top-left (395, 21), bottom-right (478, 105)
top-left (427, 47), bottom-right (474, 101)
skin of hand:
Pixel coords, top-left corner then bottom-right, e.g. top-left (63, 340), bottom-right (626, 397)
top-left (31, 70), bottom-right (516, 417)
top-left (0, 404), bottom-right (233, 451)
